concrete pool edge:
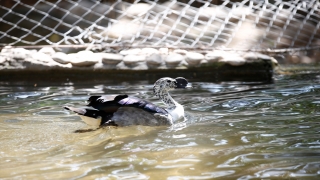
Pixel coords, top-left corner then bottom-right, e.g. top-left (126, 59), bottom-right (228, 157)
top-left (0, 46), bottom-right (277, 82)
top-left (0, 62), bottom-right (274, 82)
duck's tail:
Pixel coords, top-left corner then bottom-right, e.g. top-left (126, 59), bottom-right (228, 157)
top-left (64, 106), bottom-right (115, 126)
top-left (64, 106), bottom-right (86, 115)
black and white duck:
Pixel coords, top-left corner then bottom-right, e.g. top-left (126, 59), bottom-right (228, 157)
top-left (64, 77), bottom-right (190, 127)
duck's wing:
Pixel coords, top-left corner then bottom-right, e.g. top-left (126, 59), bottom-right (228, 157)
top-left (64, 106), bottom-right (99, 117)
top-left (64, 106), bottom-right (113, 126)
top-left (88, 95), bottom-right (168, 114)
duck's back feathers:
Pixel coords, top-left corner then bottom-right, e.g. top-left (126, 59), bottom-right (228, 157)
top-left (111, 107), bottom-right (172, 126)
top-left (65, 94), bottom-right (171, 126)
top-left (88, 95), bottom-right (167, 115)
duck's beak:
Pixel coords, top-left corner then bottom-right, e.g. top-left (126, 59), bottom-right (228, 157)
top-left (186, 83), bottom-right (192, 89)
top-left (175, 82), bottom-right (192, 89)
top-left (175, 77), bottom-right (189, 89)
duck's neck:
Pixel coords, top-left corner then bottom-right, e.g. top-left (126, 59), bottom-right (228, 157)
top-left (158, 89), bottom-right (185, 122)
top-left (157, 89), bottom-right (178, 109)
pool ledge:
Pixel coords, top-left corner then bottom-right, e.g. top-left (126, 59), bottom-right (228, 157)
top-left (0, 46), bottom-right (277, 82)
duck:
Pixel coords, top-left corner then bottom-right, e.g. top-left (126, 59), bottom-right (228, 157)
top-left (64, 77), bottom-right (190, 127)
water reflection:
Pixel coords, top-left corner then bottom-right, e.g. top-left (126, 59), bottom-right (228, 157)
top-left (0, 70), bottom-right (320, 179)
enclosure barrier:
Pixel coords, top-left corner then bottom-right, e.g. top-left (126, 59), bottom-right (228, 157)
top-left (0, 0), bottom-right (319, 81)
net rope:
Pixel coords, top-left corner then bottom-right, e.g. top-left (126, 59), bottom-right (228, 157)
top-left (0, 0), bottom-right (319, 53)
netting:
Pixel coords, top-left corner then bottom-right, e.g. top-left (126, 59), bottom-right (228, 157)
top-left (0, 0), bottom-right (319, 53)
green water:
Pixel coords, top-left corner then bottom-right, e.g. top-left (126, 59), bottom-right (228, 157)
top-left (0, 68), bottom-right (320, 179)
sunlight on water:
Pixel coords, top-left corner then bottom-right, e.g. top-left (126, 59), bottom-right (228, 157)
top-left (0, 69), bottom-right (320, 179)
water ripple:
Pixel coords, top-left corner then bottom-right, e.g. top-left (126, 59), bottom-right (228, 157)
top-left (0, 70), bottom-right (320, 179)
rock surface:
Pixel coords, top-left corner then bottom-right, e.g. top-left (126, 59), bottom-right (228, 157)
top-left (146, 53), bottom-right (163, 67)
top-left (159, 48), bottom-right (169, 55)
top-left (165, 53), bottom-right (184, 67)
top-left (123, 54), bottom-right (146, 66)
top-left (0, 47), bottom-right (277, 72)
top-left (31, 52), bottom-right (56, 64)
top-left (69, 51), bottom-right (100, 67)
top-left (120, 48), bottom-right (141, 56)
top-left (52, 52), bottom-right (70, 64)
top-left (101, 53), bottom-right (123, 65)
top-left (173, 49), bottom-right (188, 55)
top-left (39, 47), bottom-right (55, 56)
top-left (12, 48), bottom-right (31, 60)
top-left (205, 51), bottom-right (223, 63)
top-left (141, 48), bottom-right (159, 55)
top-left (0, 56), bottom-right (6, 64)
top-left (186, 52), bottom-right (204, 66)
top-left (220, 54), bottom-right (246, 66)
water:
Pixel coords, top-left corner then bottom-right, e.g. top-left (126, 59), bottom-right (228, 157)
top-left (0, 69), bottom-right (320, 179)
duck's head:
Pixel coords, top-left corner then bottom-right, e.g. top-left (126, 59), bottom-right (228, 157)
top-left (153, 77), bottom-right (189, 95)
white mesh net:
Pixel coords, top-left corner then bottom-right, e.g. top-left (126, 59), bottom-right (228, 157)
top-left (0, 0), bottom-right (319, 52)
